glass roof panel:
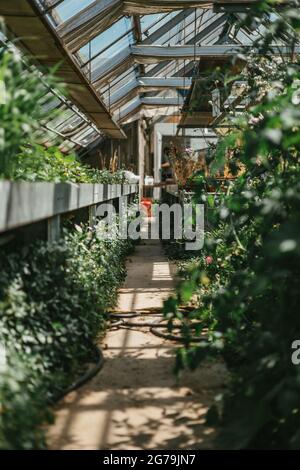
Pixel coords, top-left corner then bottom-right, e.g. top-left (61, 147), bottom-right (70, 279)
top-left (73, 126), bottom-right (99, 146)
top-left (39, 4), bottom-right (273, 128)
top-left (144, 59), bottom-right (191, 78)
top-left (77, 128), bottom-right (100, 146)
top-left (40, 94), bottom-right (62, 113)
top-left (51, 0), bottom-right (95, 24)
top-left (141, 11), bottom-right (178, 38)
top-left (99, 67), bottom-right (138, 104)
top-left (78, 17), bottom-right (133, 63)
top-left (76, 16), bottom-right (134, 78)
top-left (56, 114), bottom-right (84, 135)
top-left (141, 14), bottom-right (163, 33)
top-left (113, 96), bottom-right (139, 118)
top-left (45, 108), bottom-right (74, 129)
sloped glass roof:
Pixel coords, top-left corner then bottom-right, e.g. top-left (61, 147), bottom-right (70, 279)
top-left (1, 29), bottom-right (104, 151)
top-left (11, 0), bottom-right (295, 137)
top-left (31, 3), bottom-right (241, 129)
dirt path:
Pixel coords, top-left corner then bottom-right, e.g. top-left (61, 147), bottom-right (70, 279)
top-left (117, 240), bottom-right (177, 312)
top-left (47, 241), bottom-right (226, 450)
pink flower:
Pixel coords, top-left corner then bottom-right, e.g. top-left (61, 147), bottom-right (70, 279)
top-left (205, 256), bottom-right (213, 265)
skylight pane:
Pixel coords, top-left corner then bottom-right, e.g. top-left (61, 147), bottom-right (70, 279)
top-left (141, 11), bottom-right (179, 39)
top-left (98, 67), bottom-right (137, 104)
top-left (91, 35), bottom-right (133, 74)
top-left (79, 17), bottom-right (132, 61)
top-left (45, 108), bottom-right (73, 129)
top-left (53, 0), bottom-right (94, 24)
top-left (57, 114), bottom-right (83, 134)
top-left (140, 14), bottom-right (164, 33)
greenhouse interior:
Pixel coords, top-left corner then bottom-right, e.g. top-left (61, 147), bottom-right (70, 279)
top-left (0, 0), bottom-right (300, 455)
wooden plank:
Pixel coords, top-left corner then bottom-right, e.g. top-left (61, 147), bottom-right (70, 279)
top-left (0, 182), bottom-right (138, 234)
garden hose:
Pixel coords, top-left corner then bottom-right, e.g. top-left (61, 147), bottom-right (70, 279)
top-left (108, 312), bottom-right (164, 328)
top-left (150, 324), bottom-right (207, 343)
top-left (109, 313), bottom-right (141, 319)
top-left (108, 312), bottom-right (206, 343)
top-left (109, 311), bottom-right (165, 329)
top-left (54, 344), bottom-right (104, 403)
top-left (109, 312), bottom-right (164, 319)
top-left (54, 311), bottom-right (205, 404)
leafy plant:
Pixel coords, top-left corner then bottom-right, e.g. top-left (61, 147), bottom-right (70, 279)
top-left (14, 145), bottom-right (127, 184)
top-left (0, 47), bottom-right (57, 178)
top-left (0, 225), bottom-right (133, 449)
top-left (164, 0), bottom-right (300, 449)
top-left (0, 45), bottom-right (126, 184)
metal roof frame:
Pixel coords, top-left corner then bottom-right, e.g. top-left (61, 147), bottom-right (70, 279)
top-left (0, 0), bottom-right (126, 139)
top-left (2, 0), bottom-right (296, 145)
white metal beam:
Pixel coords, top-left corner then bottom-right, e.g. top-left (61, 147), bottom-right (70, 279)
top-left (108, 76), bottom-right (192, 110)
top-left (115, 95), bottom-right (184, 121)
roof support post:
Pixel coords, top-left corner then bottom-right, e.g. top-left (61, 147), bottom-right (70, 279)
top-left (138, 120), bottom-right (145, 201)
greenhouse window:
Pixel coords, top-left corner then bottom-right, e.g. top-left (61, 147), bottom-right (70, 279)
top-left (47, 0), bottom-right (95, 24)
top-left (77, 16), bottom-right (134, 75)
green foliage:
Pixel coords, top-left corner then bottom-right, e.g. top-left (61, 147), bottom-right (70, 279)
top-left (0, 48), bottom-right (57, 178)
top-left (165, 1), bottom-right (300, 449)
top-left (0, 46), bottom-right (125, 184)
top-left (0, 226), bottom-right (132, 449)
top-left (14, 145), bottom-right (127, 183)
top-left (0, 354), bottom-right (52, 450)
